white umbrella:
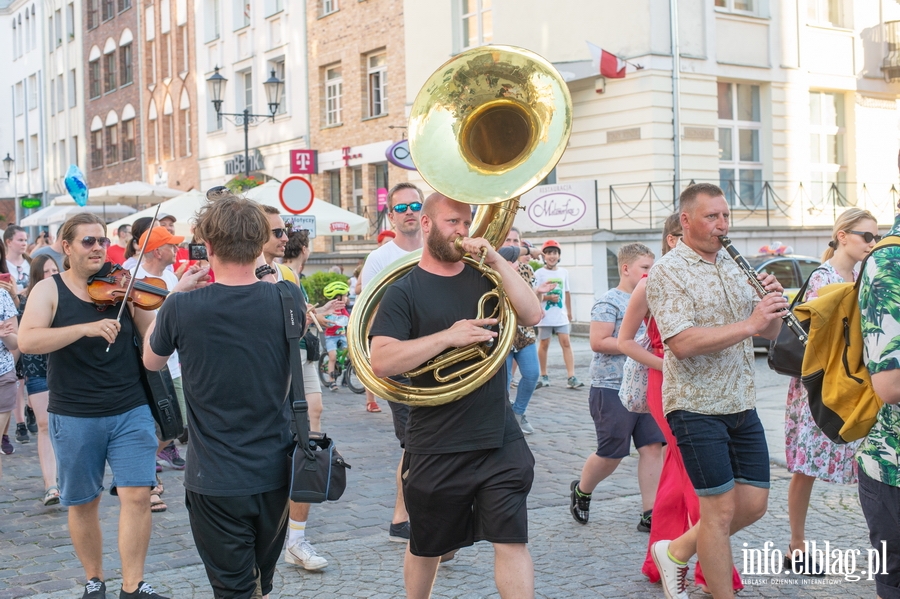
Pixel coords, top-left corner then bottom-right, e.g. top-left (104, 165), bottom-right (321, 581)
top-left (105, 190), bottom-right (208, 237)
top-left (245, 181), bottom-right (369, 236)
top-left (21, 202), bottom-right (136, 226)
top-left (88, 181), bottom-right (183, 206)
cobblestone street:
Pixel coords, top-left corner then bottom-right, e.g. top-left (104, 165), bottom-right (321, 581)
top-left (0, 338), bottom-right (878, 598)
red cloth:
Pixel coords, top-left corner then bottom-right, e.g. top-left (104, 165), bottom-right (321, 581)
top-left (107, 244), bottom-right (126, 266)
top-left (640, 316), bottom-right (743, 591)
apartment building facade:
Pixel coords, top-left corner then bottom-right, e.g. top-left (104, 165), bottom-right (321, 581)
top-left (83, 0), bottom-right (142, 187)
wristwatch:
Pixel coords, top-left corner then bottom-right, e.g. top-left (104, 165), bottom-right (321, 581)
top-left (255, 264), bottom-right (277, 279)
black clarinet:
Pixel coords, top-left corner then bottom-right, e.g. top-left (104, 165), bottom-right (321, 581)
top-left (719, 236), bottom-right (808, 346)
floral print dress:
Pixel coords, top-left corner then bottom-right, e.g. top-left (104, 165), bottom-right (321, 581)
top-left (785, 260), bottom-right (860, 483)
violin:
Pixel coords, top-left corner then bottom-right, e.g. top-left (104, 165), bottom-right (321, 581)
top-left (87, 263), bottom-right (169, 311)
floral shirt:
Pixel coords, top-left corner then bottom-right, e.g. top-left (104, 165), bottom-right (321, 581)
top-left (0, 290), bottom-right (17, 376)
top-left (646, 240), bottom-right (758, 416)
top-left (857, 216), bottom-right (900, 487)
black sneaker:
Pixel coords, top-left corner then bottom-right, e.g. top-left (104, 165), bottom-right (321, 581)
top-left (389, 521), bottom-right (410, 543)
top-left (82, 578), bottom-right (106, 599)
top-left (25, 406), bottom-right (37, 434)
top-left (119, 581), bottom-right (169, 599)
top-left (570, 480), bottom-right (591, 524)
top-left (0, 434), bottom-right (13, 455)
top-left (15, 422), bottom-right (29, 443)
top-left (637, 510), bottom-right (652, 533)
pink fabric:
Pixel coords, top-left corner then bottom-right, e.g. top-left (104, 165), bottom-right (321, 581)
top-left (640, 316), bottom-right (743, 591)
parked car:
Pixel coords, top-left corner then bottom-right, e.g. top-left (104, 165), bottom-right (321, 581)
top-left (745, 253), bottom-right (822, 348)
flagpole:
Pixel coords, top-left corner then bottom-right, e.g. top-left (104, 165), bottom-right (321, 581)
top-left (670, 0), bottom-right (682, 206)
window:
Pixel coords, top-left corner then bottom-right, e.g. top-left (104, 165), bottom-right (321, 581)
top-left (352, 167), bottom-right (363, 214)
top-left (270, 58), bottom-right (286, 114)
top-left (16, 140), bottom-right (25, 173)
top-left (118, 0), bottom-right (131, 12)
top-left (105, 125), bottom-right (118, 164)
top-left (122, 119), bottom-right (135, 160)
top-left (70, 136), bottom-right (78, 167)
top-left (57, 75), bottom-right (64, 112)
top-left (180, 26), bottom-right (188, 72)
top-left (234, 0), bottom-right (250, 29)
top-left (238, 69), bottom-right (252, 113)
top-left (163, 114), bottom-right (174, 160)
top-left (808, 0), bottom-right (842, 26)
top-left (375, 162), bottom-right (388, 192)
top-left (14, 82), bottom-right (24, 115)
top-left (58, 140), bottom-right (66, 178)
top-left (809, 91), bottom-right (846, 203)
top-left (49, 14), bottom-right (55, 48)
top-left (367, 53), bottom-right (387, 117)
top-left (146, 41), bottom-right (156, 86)
top-left (324, 65), bottom-right (342, 126)
top-left (12, 21), bottom-right (16, 61)
top-left (89, 60), bottom-right (101, 98)
top-left (55, 9), bottom-right (62, 46)
top-left (50, 79), bottom-right (56, 113)
top-left (328, 170), bottom-right (341, 205)
top-left (161, 34), bottom-right (170, 78)
top-left (460, 0), bottom-right (492, 49)
top-left (120, 44), bottom-right (133, 85)
top-left (28, 75), bottom-right (37, 109)
top-left (265, 0), bottom-right (282, 16)
top-left (718, 82), bottom-right (763, 208)
top-left (182, 109), bottom-right (191, 156)
top-left (66, 3), bottom-right (75, 38)
top-left (148, 118), bottom-right (159, 163)
top-left (68, 69), bottom-right (77, 107)
top-left (104, 51), bottom-right (117, 92)
top-left (205, 0), bottom-right (221, 42)
top-left (91, 129), bottom-right (103, 168)
top-left (102, 0), bottom-right (115, 21)
top-left (714, 0), bottom-right (755, 13)
top-left (87, 0), bottom-right (100, 29)
top-left (30, 134), bottom-right (39, 169)
top-left (322, 0), bottom-right (337, 16)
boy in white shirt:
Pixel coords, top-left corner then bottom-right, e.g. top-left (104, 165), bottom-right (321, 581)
top-left (534, 240), bottom-right (584, 389)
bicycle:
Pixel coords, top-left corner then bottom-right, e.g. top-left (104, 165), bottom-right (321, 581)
top-left (318, 338), bottom-right (365, 394)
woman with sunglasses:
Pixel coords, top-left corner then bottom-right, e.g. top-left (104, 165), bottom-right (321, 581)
top-left (18, 213), bottom-right (168, 599)
top-left (782, 207), bottom-right (879, 576)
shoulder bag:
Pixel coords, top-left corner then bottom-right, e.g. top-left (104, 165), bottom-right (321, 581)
top-left (619, 333), bottom-right (652, 413)
top-left (276, 282), bottom-right (350, 504)
top-left (129, 308), bottom-right (183, 441)
top-left (767, 268), bottom-right (823, 378)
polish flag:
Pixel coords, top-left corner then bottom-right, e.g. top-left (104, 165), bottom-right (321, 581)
top-left (587, 41), bottom-right (626, 79)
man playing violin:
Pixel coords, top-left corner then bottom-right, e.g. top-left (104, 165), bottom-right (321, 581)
top-left (18, 213), bottom-right (171, 599)
top-left (369, 193), bottom-right (543, 599)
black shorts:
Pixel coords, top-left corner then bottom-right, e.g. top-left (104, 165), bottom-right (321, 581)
top-left (388, 401), bottom-right (410, 448)
top-left (402, 437), bottom-right (535, 557)
top-left (590, 386), bottom-right (665, 459)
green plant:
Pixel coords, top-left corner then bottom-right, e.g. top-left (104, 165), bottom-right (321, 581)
top-left (225, 174), bottom-right (263, 193)
top-left (529, 260), bottom-right (543, 272)
top-left (302, 271), bottom-right (349, 305)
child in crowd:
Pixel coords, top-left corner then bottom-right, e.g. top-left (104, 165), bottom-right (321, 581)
top-left (570, 243), bottom-right (664, 533)
top-left (322, 281), bottom-right (351, 392)
top-left (534, 240), bottom-right (584, 389)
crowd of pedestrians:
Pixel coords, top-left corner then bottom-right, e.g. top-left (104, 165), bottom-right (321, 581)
top-left (0, 180), bottom-right (898, 599)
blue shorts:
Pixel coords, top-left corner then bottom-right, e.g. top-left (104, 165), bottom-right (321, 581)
top-left (325, 335), bottom-right (346, 353)
top-left (49, 404), bottom-right (159, 506)
top-left (25, 376), bottom-right (48, 395)
top-left (589, 386), bottom-right (664, 459)
top-left (667, 409), bottom-right (770, 497)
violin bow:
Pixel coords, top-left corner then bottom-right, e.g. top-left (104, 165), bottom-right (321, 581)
top-left (106, 202), bottom-right (163, 352)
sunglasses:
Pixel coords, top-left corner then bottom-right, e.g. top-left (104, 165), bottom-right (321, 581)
top-left (849, 231), bottom-right (882, 243)
top-left (81, 236), bottom-right (111, 249)
top-left (271, 228), bottom-right (286, 239)
top-left (392, 202), bottom-right (423, 214)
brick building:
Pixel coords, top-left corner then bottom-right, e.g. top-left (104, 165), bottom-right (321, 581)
top-left (83, 0), bottom-right (142, 187)
top-left (142, 0), bottom-right (199, 190)
top-left (306, 0), bottom-right (410, 251)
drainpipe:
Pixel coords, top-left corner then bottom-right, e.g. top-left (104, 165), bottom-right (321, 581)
top-left (670, 0), bottom-right (682, 205)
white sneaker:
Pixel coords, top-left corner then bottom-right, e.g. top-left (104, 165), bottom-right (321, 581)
top-left (514, 413), bottom-right (534, 434)
top-left (650, 540), bottom-right (689, 599)
top-left (285, 540), bottom-right (328, 571)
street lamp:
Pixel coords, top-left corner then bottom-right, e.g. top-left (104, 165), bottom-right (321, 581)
top-left (2, 154), bottom-right (13, 180)
top-left (206, 66), bottom-right (284, 178)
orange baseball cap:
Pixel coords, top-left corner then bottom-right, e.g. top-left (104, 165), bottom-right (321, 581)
top-left (139, 226), bottom-right (185, 252)
top-left (542, 240), bottom-right (561, 253)
top-left (377, 230), bottom-right (396, 244)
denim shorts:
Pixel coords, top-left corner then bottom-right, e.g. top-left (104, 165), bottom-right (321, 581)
top-left (49, 404), bottom-right (159, 506)
top-left (325, 335), bottom-right (346, 353)
top-left (666, 408), bottom-right (770, 497)
top-left (537, 325), bottom-right (570, 339)
top-left (25, 375), bottom-right (48, 395)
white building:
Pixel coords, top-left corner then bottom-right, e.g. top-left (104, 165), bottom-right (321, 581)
top-left (195, 0), bottom-right (309, 190)
top-left (404, 0), bottom-right (900, 322)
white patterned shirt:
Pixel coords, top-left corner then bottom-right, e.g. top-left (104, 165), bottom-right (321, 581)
top-left (646, 240), bottom-right (759, 416)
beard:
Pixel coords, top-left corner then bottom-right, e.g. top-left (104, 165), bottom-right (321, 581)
top-left (426, 227), bottom-right (465, 263)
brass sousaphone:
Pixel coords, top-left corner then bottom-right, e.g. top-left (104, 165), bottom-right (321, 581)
top-left (347, 45), bottom-right (573, 407)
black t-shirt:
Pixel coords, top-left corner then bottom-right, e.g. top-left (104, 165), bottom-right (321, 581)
top-left (369, 265), bottom-right (522, 455)
top-left (47, 275), bottom-right (148, 417)
top-left (150, 282), bottom-right (295, 496)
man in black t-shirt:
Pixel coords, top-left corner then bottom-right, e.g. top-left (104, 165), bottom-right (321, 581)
top-left (369, 193), bottom-right (543, 599)
top-left (144, 196), bottom-right (298, 599)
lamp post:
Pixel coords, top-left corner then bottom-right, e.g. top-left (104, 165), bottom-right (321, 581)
top-left (206, 66), bottom-right (284, 178)
top-left (2, 154), bottom-right (13, 180)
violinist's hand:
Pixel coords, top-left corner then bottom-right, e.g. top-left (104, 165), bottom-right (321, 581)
top-left (84, 319), bottom-right (121, 343)
top-left (173, 264), bottom-right (211, 293)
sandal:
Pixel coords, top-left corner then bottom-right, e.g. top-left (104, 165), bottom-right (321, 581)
top-left (42, 486), bottom-right (60, 506)
top-left (366, 401), bottom-right (382, 413)
top-left (329, 383), bottom-right (339, 392)
top-left (151, 475), bottom-right (164, 497)
top-left (150, 493), bottom-right (167, 513)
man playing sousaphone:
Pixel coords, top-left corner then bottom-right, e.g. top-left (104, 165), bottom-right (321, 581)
top-left (369, 193), bottom-right (543, 598)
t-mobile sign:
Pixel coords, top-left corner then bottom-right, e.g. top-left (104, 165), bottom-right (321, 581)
top-left (290, 150), bottom-right (318, 175)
